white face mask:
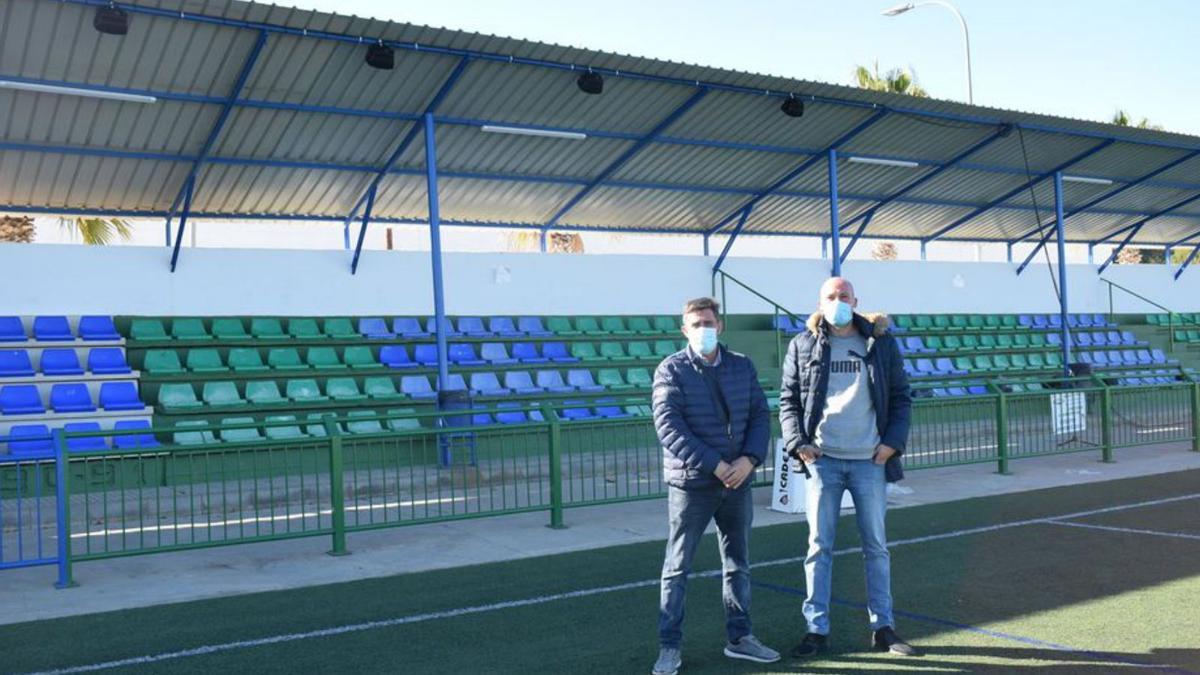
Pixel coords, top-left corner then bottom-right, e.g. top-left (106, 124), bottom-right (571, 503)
top-left (688, 326), bottom-right (719, 356)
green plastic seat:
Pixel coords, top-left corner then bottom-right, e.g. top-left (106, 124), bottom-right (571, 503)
top-left (925, 336), bottom-right (944, 351)
top-left (303, 413), bottom-right (340, 437)
top-left (268, 348), bottom-right (308, 370)
top-left (895, 315), bottom-right (914, 330)
top-left (171, 318), bottom-right (212, 341)
top-left (1046, 352), bottom-right (1064, 367)
top-left (597, 369), bottom-right (634, 390)
top-left (933, 315), bottom-right (952, 331)
top-left (173, 420), bottom-right (217, 445)
top-left (186, 349), bottom-right (228, 373)
top-left (130, 319), bottom-right (169, 341)
top-left (1188, 330), bottom-right (1200, 342)
top-left (1012, 334), bottom-right (1031, 348)
top-left (286, 378), bottom-right (327, 403)
top-left (627, 317), bottom-right (656, 334)
top-left (575, 317), bottom-right (605, 335)
top-left (144, 349), bottom-right (185, 374)
top-left (627, 341), bottom-right (653, 359)
top-left (652, 316), bottom-right (678, 333)
top-left (158, 383), bottom-right (202, 410)
top-left (1174, 330), bottom-right (1188, 342)
top-left (545, 317), bottom-right (579, 336)
top-left (1001, 315), bottom-right (1018, 329)
top-left (627, 368), bottom-right (652, 388)
top-left (599, 342), bottom-right (627, 359)
top-left (264, 415), bottom-right (307, 440)
top-left (220, 417), bottom-right (264, 443)
top-left (1010, 353), bottom-right (1030, 369)
top-left (250, 318), bottom-right (288, 340)
top-left (346, 410), bottom-right (384, 435)
top-left (288, 318), bottom-right (324, 340)
top-left (600, 317), bottom-right (633, 335)
top-left (327, 377), bottom-right (367, 402)
top-left (386, 408), bottom-right (421, 431)
top-left (950, 315), bottom-right (969, 330)
top-left (212, 318), bottom-right (250, 340)
top-left (571, 342), bottom-right (604, 361)
top-left (1030, 334), bottom-right (1048, 347)
top-left (913, 315), bottom-right (933, 330)
top-left (993, 354), bottom-right (1013, 370)
top-left (1145, 314), bottom-right (1160, 326)
top-left (229, 348), bottom-right (268, 373)
top-left (996, 334), bottom-right (1015, 349)
top-left (1027, 353), bottom-right (1047, 368)
top-left (1026, 382), bottom-right (1045, 391)
top-left (978, 335), bottom-right (998, 350)
top-left (306, 346), bottom-right (346, 370)
top-left (973, 355), bottom-right (996, 372)
top-left (322, 318), bottom-right (358, 339)
top-left (983, 315), bottom-right (1003, 330)
top-left (953, 357), bottom-right (973, 372)
top-left (203, 381), bottom-right (246, 408)
top-left (344, 346), bottom-right (381, 369)
top-left (1008, 383), bottom-right (1026, 393)
top-left (653, 340), bottom-right (680, 357)
top-left (941, 335), bottom-right (962, 350)
top-left (961, 335), bottom-right (980, 350)
top-left (245, 380), bottom-right (287, 405)
top-left (364, 376), bottom-right (404, 400)
top-left (967, 315), bottom-right (986, 330)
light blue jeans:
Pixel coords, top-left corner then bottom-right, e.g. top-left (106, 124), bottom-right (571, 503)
top-left (803, 456), bottom-right (893, 635)
top-left (658, 483), bottom-right (753, 649)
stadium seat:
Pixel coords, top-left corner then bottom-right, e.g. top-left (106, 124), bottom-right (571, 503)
top-left (958, 335), bottom-right (978, 350)
top-left (593, 398), bottom-right (630, 418)
top-left (1089, 332), bottom-right (1107, 346)
top-left (903, 337), bottom-right (928, 354)
top-left (33, 316), bottom-right (73, 341)
top-left (601, 317), bottom-right (633, 335)
top-left (503, 371), bottom-right (543, 395)
top-left (385, 408), bottom-right (422, 431)
top-left (1107, 350), bottom-right (1124, 365)
top-left (50, 383), bottom-right (95, 413)
top-left (1082, 351), bottom-right (1100, 365)
top-left (186, 349), bottom-right (228, 373)
top-left (286, 318), bottom-right (323, 340)
top-left (469, 372), bottom-right (510, 397)
top-left (173, 420), bottom-right (217, 446)
top-left (599, 342), bottom-right (627, 360)
top-left (364, 376), bottom-right (404, 401)
top-left (517, 317), bottom-right (553, 337)
top-left (113, 420), bottom-right (160, 449)
top-left (344, 346), bottom-right (381, 370)
top-left (449, 344), bottom-right (486, 366)
top-left (171, 318), bottom-right (212, 341)
top-left (6, 424), bottom-right (52, 456)
top-left (653, 316), bottom-right (678, 333)
top-left (1011, 334), bottom-right (1030, 348)
top-left (494, 402), bottom-right (532, 425)
top-left (1010, 354), bottom-right (1029, 369)
top-left (543, 342), bottom-right (579, 363)
top-left (978, 335), bottom-right (997, 350)
top-left (903, 361), bottom-right (918, 378)
top-left (597, 369), bottom-right (633, 390)
top-left (1151, 349), bottom-right (1169, 364)
top-left (1136, 349), bottom-right (1154, 365)
top-left (576, 317), bottom-right (606, 335)
top-left (924, 336), bottom-right (944, 351)
top-left (627, 368), bottom-right (653, 388)
top-left (322, 318), bottom-right (359, 339)
top-left (87, 348), bottom-right (131, 375)
top-left (627, 342), bottom-right (653, 360)
top-left (245, 380), bottom-right (287, 406)
top-left (0, 317), bottom-right (26, 342)
top-left (400, 376), bottom-right (437, 400)
top-left (993, 354), bottom-right (1013, 370)
top-left (359, 318), bottom-right (396, 339)
top-left (306, 346), bottom-right (346, 370)
top-left (327, 378), bottom-right (367, 402)
top-left (228, 348), bottom-right (268, 373)
top-left (545, 317), bottom-right (579, 336)
top-left (1121, 351), bottom-right (1139, 365)
top-left (972, 355), bottom-right (996, 372)
top-left (536, 370), bottom-right (575, 394)
top-left (1048, 315), bottom-right (1062, 328)
top-left (212, 318), bottom-right (250, 340)
top-left (379, 345), bottom-right (417, 369)
top-left (487, 317), bottom-right (523, 337)
top-left (79, 315), bottom-right (120, 341)
top-left (567, 369), bottom-right (605, 393)
top-left (219, 417), bottom-right (264, 443)
top-left (426, 317), bottom-right (463, 337)
top-left (654, 340), bottom-right (680, 357)
top-left (249, 318), bottom-right (288, 340)
top-left (130, 319), bottom-right (168, 341)
top-left (457, 317), bottom-right (493, 337)
top-left (437, 374), bottom-right (468, 392)
top-left (571, 342), bottom-right (604, 361)
top-left (203, 381), bottom-right (246, 408)
top-left (346, 410), bottom-right (385, 435)
top-left (934, 358), bottom-right (960, 375)
top-left (1, 384), bottom-right (45, 415)
top-left (98, 381), bottom-right (142, 411)
top-left (560, 400), bottom-right (596, 421)
top-left (303, 414), bottom-right (341, 437)
top-left (1092, 313), bottom-right (1107, 327)
top-left (413, 344), bottom-right (439, 366)
top-left (0, 349), bottom-right (34, 377)
top-left (511, 343), bottom-right (548, 364)
top-left (1120, 331), bottom-right (1138, 346)
top-left (286, 378), bottom-right (328, 403)
top-left (983, 315), bottom-right (1003, 330)
top-left (627, 317), bottom-right (656, 335)
top-left (1047, 333), bottom-right (1062, 347)
top-left (1078, 314), bottom-right (1094, 328)
top-left (1076, 332), bottom-right (1093, 347)
top-left (268, 348), bottom-right (307, 370)
top-left (967, 384), bottom-right (987, 395)
top-left (264, 415), bottom-right (307, 440)
top-left (953, 357), bottom-right (973, 373)
top-left (392, 317), bottom-right (430, 338)
top-left (64, 422), bottom-right (107, 452)
top-left (480, 343), bottom-right (518, 365)
top-left (144, 349), bottom-right (184, 374)
top-left (158, 383), bottom-right (202, 410)
top-left (915, 359), bottom-right (935, 374)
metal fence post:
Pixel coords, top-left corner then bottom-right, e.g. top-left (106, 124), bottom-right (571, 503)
top-left (545, 406), bottom-right (566, 529)
top-left (995, 392), bottom-right (1011, 475)
top-left (324, 416), bottom-right (349, 556)
top-left (1100, 383), bottom-right (1114, 463)
top-left (52, 429), bottom-right (77, 588)
top-left (1192, 382), bottom-right (1200, 453)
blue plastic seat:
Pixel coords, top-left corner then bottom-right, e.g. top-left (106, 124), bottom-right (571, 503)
top-left (41, 349), bottom-right (84, 376)
top-left (359, 318), bottom-right (396, 339)
top-left (448, 344), bottom-right (486, 366)
top-left (457, 317), bottom-right (493, 337)
top-left (379, 345), bottom-right (417, 369)
top-left (400, 375), bottom-right (438, 400)
top-left (1089, 332), bottom-right (1107, 346)
top-left (512, 343), bottom-right (549, 364)
top-left (87, 348), bottom-right (132, 374)
top-left (1031, 315), bottom-right (1048, 328)
top-left (1075, 333), bottom-right (1093, 347)
top-left (425, 317), bottom-right (462, 337)
top-left (1151, 349), bottom-right (1170, 364)
top-left (2, 385), bottom-right (43, 415)
top-left (1121, 351), bottom-right (1139, 365)
top-left (470, 409), bottom-right (494, 426)
top-left (1105, 330), bottom-right (1121, 344)
top-left (0, 317), bottom-right (26, 342)
top-left (931, 388), bottom-right (950, 397)
top-left (65, 422), bottom-right (108, 452)
top-left (1120, 331), bottom-right (1138, 346)
top-left (516, 317), bottom-right (553, 337)
top-left (934, 357), bottom-right (958, 375)
top-left (1104, 350), bottom-right (1121, 365)
top-left (79, 316), bottom-right (120, 341)
top-left (1066, 314), bottom-right (1080, 328)
top-left (0, 350), bottom-right (34, 377)
top-left (1017, 315), bottom-right (1033, 328)
top-left (413, 344), bottom-right (439, 366)
top-left (33, 316), bottom-right (74, 341)
top-left (1082, 352), bottom-right (1099, 365)
top-left (487, 317), bottom-right (523, 337)
top-left (536, 370), bottom-right (575, 394)
top-left (480, 343), bottom-right (518, 365)
top-left (567, 369), bottom-right (605, 393)
top-left (915, 358), bottom-right (935, 374)
top-left (904, 337), bottom-right (927, 353)
top-left (494, 402), bottom-right (531, 425)
top-left (470, 372), bottom-right (510, 397)
top-left (967, 385), bottom-right (987, 395)
top-left (593, 398), bottom-right (630, 418)
top-left (438, 374), bottom-right (468, 392)
top-left (51, 383), bottom-right (95, 413)
top-left (504, 371), bottom-right (544, 395)
top-left (7, 424), bottom-right (52, 457)
top-left (392, 318), bottom-right (430, 338)
top-left (560, 400), bottom-right (596, 421)
top-left (99, 381), bottom-right (144, 411)
top-left (1136, 350), bottom-right (1154, 365)
top-left (542, 342), bottom-right (579, 363)
top-left (1047, 333), bottom-right (1062, 346)
top-left (113, 420), bottom-right (160, 449)
top-left (903, 361), bottom-right (919, 378)
top-left (1077, 314), bottom-right (1094, 328)
top-left (1048, 315), bottom-right (1063, 328)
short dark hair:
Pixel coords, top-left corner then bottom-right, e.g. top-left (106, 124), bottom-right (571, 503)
top-left (682, 297), bottom-right (721, 322)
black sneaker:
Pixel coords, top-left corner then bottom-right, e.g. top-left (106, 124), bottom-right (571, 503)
top-left (789, 632), bottom-right (828, 658)
top-left (871, 626), bottom-right (918, 656)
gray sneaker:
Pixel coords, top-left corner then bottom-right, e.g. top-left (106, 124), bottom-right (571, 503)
top-left (652, 647), bottom-right (681, 675)
top-left (724, 634), bottom-right (781, 664)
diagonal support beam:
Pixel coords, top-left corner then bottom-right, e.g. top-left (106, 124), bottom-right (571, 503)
top-left (924, 139), bottom-right (1115, 244)
top-left (1095, 222), bottom-right (1143, 275)
top-left (711, 207), bottom-right (752, 274)
top-left (839, 211), bottom-right (873, 264)
top-left (543, 87), bottom-right (709, 229)
top-left (349, 184), bottom-right (377, 275)
top-left (1168, 226), bottom-right (1200, 249)
top-left (1175, 242), bottom-right (1200, 280)
top-left (168, 176), bottom-right (195, 273)
top-left (705, 108), bottom-right (889, 237)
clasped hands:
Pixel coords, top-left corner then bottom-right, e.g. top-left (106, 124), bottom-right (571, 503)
top-left (713, 456), bottom-right (755, 489)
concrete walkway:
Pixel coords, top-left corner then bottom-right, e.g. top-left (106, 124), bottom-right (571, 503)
top-left (2, 444), bottom-right (1197, 626)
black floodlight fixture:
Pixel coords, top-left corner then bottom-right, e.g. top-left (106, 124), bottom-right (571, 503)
top-left (577, 70), bottom-right (604, 95)
top-left (780, 94), bottom-right (805, 118)
top-left (94, 3), bottom-right (129, 36)
top-left (366, 40), bottom-right (395, 70)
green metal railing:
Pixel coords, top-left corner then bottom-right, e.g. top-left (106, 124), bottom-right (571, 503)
top-left (1102, 277), bottom-right (1200, 350)
top-left (713, 269), bottom-right (806, 365)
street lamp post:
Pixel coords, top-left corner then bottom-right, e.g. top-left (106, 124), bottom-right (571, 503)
top-left (882, 1), bottom-right (974, 105)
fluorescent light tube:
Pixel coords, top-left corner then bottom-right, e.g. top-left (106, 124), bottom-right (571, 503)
top-left (847, 156), bottom-right (920, 168)
top-left (480, 125), bottom-right (587, 140)
top-left (1061, 175), bottom-right (1114, 186)
top-left (0, 80), bottom-right (157, 104)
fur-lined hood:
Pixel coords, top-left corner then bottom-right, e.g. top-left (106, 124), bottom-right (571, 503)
top-left (805, 311), bottom-right (891, 337)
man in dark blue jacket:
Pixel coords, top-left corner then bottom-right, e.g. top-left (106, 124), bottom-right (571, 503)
top-left (780, 276), bottom-right (917, 659)
top-left (650, 297), bottom-right (779, 675)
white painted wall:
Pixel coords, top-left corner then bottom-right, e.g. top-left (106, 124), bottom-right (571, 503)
top-left (2, 243), bottom-right (1197, 317)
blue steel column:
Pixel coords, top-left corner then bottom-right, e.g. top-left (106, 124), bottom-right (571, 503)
top-left (1053, 171), bottom-right (1072, 375)
top-left (828, 149), bottom-right (842, 277)
top-left (424, 114), bottom-right (450, 390)
top-left (349, 184), bottom-right (377, 274)
top-left (168, 176), bottom-right (195, 273)
top-left (702, 234), bottom-right (709, 257)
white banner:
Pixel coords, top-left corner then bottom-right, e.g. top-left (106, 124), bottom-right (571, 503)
top-left (769, 441), bottom-right (854, 514)
top-left (1050, 392), bottom-right (1088, 435)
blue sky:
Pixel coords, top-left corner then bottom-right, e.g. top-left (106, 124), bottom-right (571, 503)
top-left (285, 0), bottom-right (1199, 136)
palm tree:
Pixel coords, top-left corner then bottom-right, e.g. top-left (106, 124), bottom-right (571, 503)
top-left (58, 217), bottom-right (133, 245)
top-left (1111, 110), bottom-right (1163, 131)
top-left (853, 61), bottom-right (929, 98)
top-left (506, 231), bottom-right (585, 253)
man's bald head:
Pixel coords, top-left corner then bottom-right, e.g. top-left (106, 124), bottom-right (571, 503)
top-left (818, 277), bottom-right (858, 309)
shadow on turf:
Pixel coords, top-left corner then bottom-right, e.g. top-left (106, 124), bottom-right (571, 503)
top-left (767, 645), bottom-right (1200, 673)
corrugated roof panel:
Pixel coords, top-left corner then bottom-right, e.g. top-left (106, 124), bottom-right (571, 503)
top-left (840, 114), bottom-right (997, 163)
top-left (561, 186), bottom-right (748, 230)
top-left (369, 175), bottom-right (580, 225)
top-left (0, 150), bottom-right (187, 211)
top-left (212, 107), bottom-right (410, 165)
top-left (662, 94), bottom-right (875, 151)
top-left (611, 144), bottom-right (801, 190)
top-left (399, 125), bottom-right (635, 179)
top-left (780, 159), bottom-right (931, 198)
top-left (194, 164), bottom-right (371, 216)
top-left (966, 130), bottom-right (1107, 173)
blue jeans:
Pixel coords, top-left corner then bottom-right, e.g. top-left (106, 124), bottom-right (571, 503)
top-left (803, 456), bottom-right (893, 634)
top-left (659, 483), bottom-right (753, 649)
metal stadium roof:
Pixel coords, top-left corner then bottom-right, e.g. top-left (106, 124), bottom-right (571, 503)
top-left (3, 0), bottom-right (1200, 259)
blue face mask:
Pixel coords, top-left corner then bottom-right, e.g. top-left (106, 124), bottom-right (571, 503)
top-left (689, 326), bottom-right (719, 356)
top-left (822, 300), bottom-right (853, 328)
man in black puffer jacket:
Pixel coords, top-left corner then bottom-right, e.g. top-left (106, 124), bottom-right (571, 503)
top-left (650, 297), bottom-right (779, 675)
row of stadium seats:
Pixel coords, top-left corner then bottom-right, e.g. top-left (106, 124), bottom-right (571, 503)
top-left (1172, 330), bottom-right (1200, 343)
top-left (0, 348), bottom-right (132, 377)
top-left (0, 316), bottom-right (121, 342)
top-left (904, 349), bottom-right (1173, 379)
top-left (899, 331), bottom-right (1147, 354)
top-left (3, 420), bottom-right (156, 457)
top-left (1146, 314), bottom-right (1200, 326)
top-left (0, 382), bottom-right (145, 415)
top-left (921, 369), bottom-right (1182, 398)
top-left (775, 313), bottom-right (1117, 335)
